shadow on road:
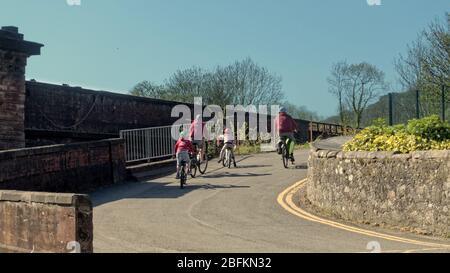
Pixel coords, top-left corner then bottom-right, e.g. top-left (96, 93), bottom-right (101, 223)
top-left (294, 164), bottom-right (308, 169)
top-left (234, 164), bottom-right (271, 169)
top-left (202, 172), bottom-right (271, 179)
top-left (92, 179), bottom-right (249, 207)
top-left (91, 154), bottom-right (261, 207)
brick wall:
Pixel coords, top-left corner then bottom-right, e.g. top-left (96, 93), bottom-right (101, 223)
top-left (24, 81), bottom-right (195, 146)
top-left (24, 81), bottom-right (328, 146)
top-left (0, 138), bottom-right (125, 193)
top-left (0, 50), bottom-right (27, 149)
top-left (0, 191), bottom-right (92, 253)
top-left (0, 26), bottom-right (42, 150)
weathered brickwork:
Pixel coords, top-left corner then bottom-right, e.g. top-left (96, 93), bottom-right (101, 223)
top-left (307, 148), bottom-right (450, 237)
top-left (0, 50), bottom-right (27, 149)
top-left (0, 191), bottom-right (92, 253)
top-left (23, 81), bottom-right (336, 146)
top-left (0, 138), bottom-right (125, 193)
top-left (0, 26), bottom-right (42, 150)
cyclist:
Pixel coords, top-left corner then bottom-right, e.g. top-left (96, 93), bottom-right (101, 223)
top-left (174, 131), bottom-right (194, 179)
top-left (189, 114), bottom-right (206, 161)
top-left (217, 128), bottom-right (236, 167)
top-left (274, 107), bottom-right (298, 163)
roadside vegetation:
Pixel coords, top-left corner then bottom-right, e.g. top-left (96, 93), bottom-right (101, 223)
top-left (343, 115), bottom-right (450, 153)
top-left (326, 13), bottom-right (449, 128)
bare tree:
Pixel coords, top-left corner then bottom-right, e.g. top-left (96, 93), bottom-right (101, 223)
top-left (344, 62), bottom-right (387, 128)
top-left (394, 13), bottom-right (449, 117)
top-left (284, 102), bottom-right (321, 120)
top-left (130, 81), bottom-right (168, 99)
top-left (130, 58), bottom-right (284, 110)
top-left (327, 61), bottom-right (350, 125)
top-left (394, 37), bottom-right (427, 91)
top-left (422, 15), bottom-right (450, 87)
top-left (164, 67), bottom-right (212, 103)
top-left (217, 58), bottom-right (284, 106)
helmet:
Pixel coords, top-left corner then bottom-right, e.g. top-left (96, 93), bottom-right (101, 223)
top-left (224, 128), bottom-right (231, 134)
top-left (279, 107), bottom-right (287, 113)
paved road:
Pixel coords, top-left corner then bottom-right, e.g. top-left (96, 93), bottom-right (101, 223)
top-left (91, 150), bottom-right (450, 253)
top-left (312, 136), bottom-right (353, 151)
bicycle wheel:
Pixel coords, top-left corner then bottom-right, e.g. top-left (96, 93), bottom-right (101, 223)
top-left (221, 152), bottom-right (226, 167)
top-left (227, 149), bottom-right (232, 168)
top-left (190, 160), bottom-right (197, 178)
top-left (198, 142), bottom-right (208, 174)
top-left (180, 167), bottom-right (186, 189)
top-left (282, 145), bottom-right (289, 169)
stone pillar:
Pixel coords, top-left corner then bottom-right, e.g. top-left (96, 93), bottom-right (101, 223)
top-left (0, 26), bottom-right (43, 150)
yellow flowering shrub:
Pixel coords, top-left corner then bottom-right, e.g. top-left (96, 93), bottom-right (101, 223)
top-left (343, 116), bottom-right (450, 153)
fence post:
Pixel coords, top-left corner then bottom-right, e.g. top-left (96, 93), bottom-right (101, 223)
top-left (415, 89), bottom-right (420, 119)
top-left (388, 93), bottom-right (394, 126)
top-left (441, 85), bottom-right (446, 122)
top-left (309, 120), bottom-right (313, 142)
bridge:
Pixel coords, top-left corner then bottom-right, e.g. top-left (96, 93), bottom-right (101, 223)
top-left (91, 149), bottom-right (450, 253)
top-left (1, 26), bottom-right (449, 254)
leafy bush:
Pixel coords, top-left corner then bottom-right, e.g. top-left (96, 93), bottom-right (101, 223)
top-left (343, 115), bottom-right (450, 153)
top-left (406, 115), bottom-right (450, 141)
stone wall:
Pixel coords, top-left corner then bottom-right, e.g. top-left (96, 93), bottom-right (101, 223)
top-left (0, 138), bottom-right (125, 193)
top-left (307, 148), bottom-right (450, 237)
top-left (0, 190), bottom-right (92, 253)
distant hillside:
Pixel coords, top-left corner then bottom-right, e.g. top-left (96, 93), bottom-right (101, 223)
top-left (323, 89), bottom-right (448, 127)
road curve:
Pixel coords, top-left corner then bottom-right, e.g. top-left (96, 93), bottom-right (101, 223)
top-left (91, 150), bottom-right (450, 253)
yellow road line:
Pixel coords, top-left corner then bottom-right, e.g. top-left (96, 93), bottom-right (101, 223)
top-left (277, 179), bottom-right (450, 250)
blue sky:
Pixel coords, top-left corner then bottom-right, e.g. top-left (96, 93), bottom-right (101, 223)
top-left (1, 0), bottom-right (448, 117)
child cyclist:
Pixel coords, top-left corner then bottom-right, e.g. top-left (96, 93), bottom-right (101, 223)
top-left (174, 131), bottom-right (194, 179)
top-left (217, 128), bottom-right (237, 167)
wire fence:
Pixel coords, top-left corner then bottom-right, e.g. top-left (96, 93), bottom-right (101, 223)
top-left (362, 85), bottom-right (449, 126)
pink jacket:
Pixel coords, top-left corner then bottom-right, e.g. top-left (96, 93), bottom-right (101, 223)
top-left (189, 120), bottom-right (205, 141)
top-left (275, 113), bottom-right (298, 134)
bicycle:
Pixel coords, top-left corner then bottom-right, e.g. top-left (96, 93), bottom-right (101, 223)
top-left (278, 136), bottom-right (295, 169)
top-left (188, 153), bottom-right (197, 178)
top-left (179, 160), bottom-right (188, 189)
top-left (192, 140), bottom-right (208, 175)
top-left (221, 145), bottom-right (236, 168)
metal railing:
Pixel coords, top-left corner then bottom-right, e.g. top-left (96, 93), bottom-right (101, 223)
top-left (120, 123), bottom-right (218, 163)
top-left (120, 121), bottom-right (352, 163)
top-left (120, 124), bottom-right (189, 163)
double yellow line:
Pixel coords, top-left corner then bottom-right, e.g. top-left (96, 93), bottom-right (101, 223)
top-left (277, 179), bottom-right (450, 251)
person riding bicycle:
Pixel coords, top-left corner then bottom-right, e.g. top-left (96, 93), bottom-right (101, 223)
top-left (174, 131), bottom-right (194, 179)
top-left (275, 107), bottom-right (298, 163)
top-left (189, 114), bottom-right (206, 161)
top-left (217, 128), bottom-right (237, 167)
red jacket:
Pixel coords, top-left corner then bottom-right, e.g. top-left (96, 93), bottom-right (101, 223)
top-left (275, 113), bottom-right (298, 134)
top-left (175, 138), bottom-right (194, 154)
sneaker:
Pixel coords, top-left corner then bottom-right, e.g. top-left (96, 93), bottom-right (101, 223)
top-left (175, 173), bottom-right (180, 179)
top-left (218, 159), bottom-right (222, 164)
top-left (290, 155), bottom-right (295, 163)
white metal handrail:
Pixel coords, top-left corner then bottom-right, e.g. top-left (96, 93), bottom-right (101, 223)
top-left (120, 123), bottom-right (218, 163)
top-left (120, 124), bottom-right (189, 163)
